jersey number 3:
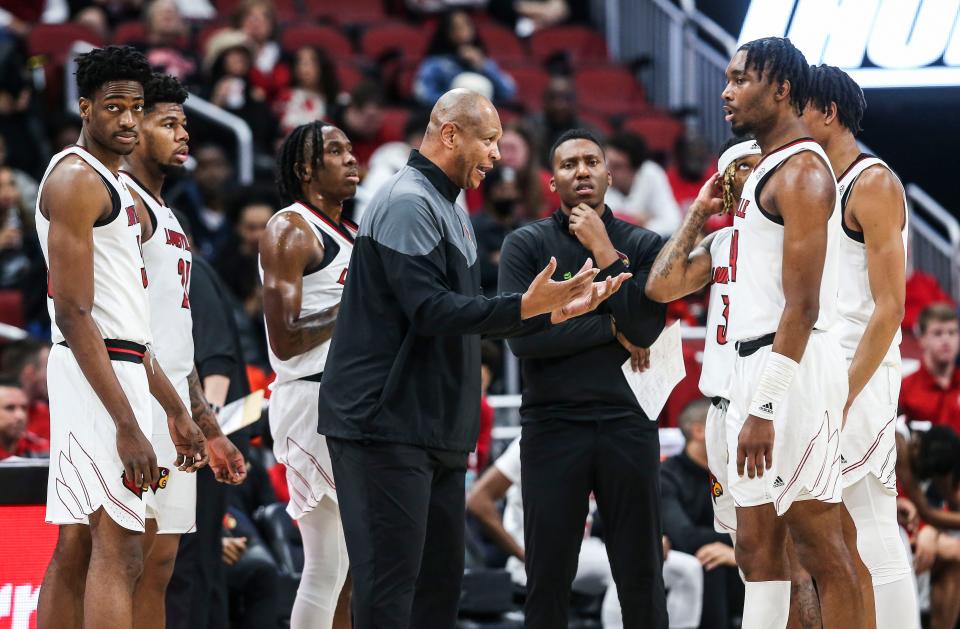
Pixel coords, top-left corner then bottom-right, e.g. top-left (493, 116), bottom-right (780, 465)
top-left (177, 259), bottom-right (191, 309)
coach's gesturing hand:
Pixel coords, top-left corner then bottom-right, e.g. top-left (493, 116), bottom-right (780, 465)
top-left (737, 415), bottom-right (774, 479)
top-left (117, 421), bottom-right (160, 490)
top-left (551, 272), bottom-right (632, 324)
top-left (520, 257), bottom-right (599, 319)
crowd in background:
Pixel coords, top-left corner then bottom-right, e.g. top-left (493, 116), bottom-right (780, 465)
top-left (4, 1), bottom-right (960, 627)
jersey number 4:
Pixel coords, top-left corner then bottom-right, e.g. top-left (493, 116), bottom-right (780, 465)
top-left (177, 259), bottom-right (191, 309)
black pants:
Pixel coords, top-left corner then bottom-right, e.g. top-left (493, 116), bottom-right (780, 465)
top-left (699, 564), bottom-right (742, 629)
top-left (226, 542), bottom-right (281, 629)
top-left (165, 467), bottom-right (229, 629)
top-left (328, 438), bottom-right (467, 629)
top-left (521, 418), bottom-right (666, 629)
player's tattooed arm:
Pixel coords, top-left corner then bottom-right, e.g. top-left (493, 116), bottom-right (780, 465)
top-left (844, 166), bottom-right (906, 411)
top-left (260, 211), bottom-right (340, 360)
top-left (645, 174), bottom-right (724, 302)
top-left (187, 367), bottom-right (222, 438)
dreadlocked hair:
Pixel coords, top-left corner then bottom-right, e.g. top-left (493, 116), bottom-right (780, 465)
top-left (144, 73), bottom-right (188, 112)
top-left (75, 46), bottom-right (152, 99)
top-left (718, 134), bottom-right (755, 214)
top-left (808, 64), bottom-right (866, 135)
top-left (738, 37), bottom-right (810, 115)
top-left (276, 121), bottom-right (328, 204)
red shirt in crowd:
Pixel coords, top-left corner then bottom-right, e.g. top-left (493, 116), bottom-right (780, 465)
top-left (899, 363), bottom-right (960, 433)
top-left (0, 432), bottom-right (49, 461)
top-left (27, 400), bottom-right (50, 442)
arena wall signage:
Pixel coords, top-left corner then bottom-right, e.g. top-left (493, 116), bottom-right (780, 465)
top-left (738, 0), bottom-right (960, 88)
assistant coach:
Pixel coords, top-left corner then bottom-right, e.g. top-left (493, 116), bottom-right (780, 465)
top-left (498, 129), bottom-right (668, 628)
top-left (317, 91), bottom-right (629, 629)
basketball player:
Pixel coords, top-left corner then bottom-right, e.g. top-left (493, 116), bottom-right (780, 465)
top-left (801, 64), bottom-right (915, 628)
top-left (35, 47), bottom-right (207, 629)
top-left (259, 121), bottom-right (356, 628)
top-left (119, 72), bottom-right (248, 629)
top-left (718, 37), bottom-right (866, 628)
top-left (645, 137), bottom-right (822, 628)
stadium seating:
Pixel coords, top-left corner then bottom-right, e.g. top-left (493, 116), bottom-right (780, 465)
top-left (280, 25), bottom-right (355, 59)
top-left (360, 22), bottom-right (428, 61)
top-left (529, 25), bottom-right (608, 64)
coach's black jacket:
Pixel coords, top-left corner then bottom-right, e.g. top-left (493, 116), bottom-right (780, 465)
top-left (317, 151), bottom-right (548, 453)
top-left (498, 207), bottom-right (666, 424)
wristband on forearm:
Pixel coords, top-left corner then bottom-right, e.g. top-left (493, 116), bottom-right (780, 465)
top-left (747, 352), bottom-right (799, 420)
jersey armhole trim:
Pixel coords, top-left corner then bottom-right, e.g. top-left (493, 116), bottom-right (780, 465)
top-left (752, 165), bottom-right (785, 226)
top-left (305, 227), bottom-right (340, 275)
top-left (92, 172), bottom-right (122, 228)
top-left (840, 175), bottom-right (866, 244)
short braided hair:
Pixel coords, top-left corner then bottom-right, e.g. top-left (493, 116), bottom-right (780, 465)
top-left (738, 37), bottom-right (810, 115)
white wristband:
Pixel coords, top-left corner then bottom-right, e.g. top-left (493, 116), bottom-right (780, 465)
top-left (747, 352), bottom-right (799, 420)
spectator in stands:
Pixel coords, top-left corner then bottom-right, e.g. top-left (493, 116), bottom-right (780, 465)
top-left (899, 303), bottom-right (960, 432)
top-left (137, 0), bottom-right (197, 82)
top-left (661, 399), bottom-right (743, 629)
top-left (467, 437), bottom-right (704, 628)
top-left (488, 0), bottom-right (582, 36)
top-left (1, 339), bottom-right (50, 441)
top-left (169, 143), bottom-right (235, 261)
top-left (603, 132), bottom-right (681, 237)
top-left (331, 80), bottom-right (389, 168)
top-left (467, 122), bottom-right (558, 218)
top-left (233, 0), bottom-right (289, 104)
top-left (0, 377), bottom-right (47, 460)
top-left (414, 9), bottom-right (517, 107)
top-left (202, 29), bottom-right (277, 154)
top-left (223, 455), bottom-right (281, 629)
top-left (274, 46), bottom-right (338, 137)
top-left (353, 110), bottom-right (430, 222)
top-left (46, 114), bottom-right (81, 153)
top-left (526, 75), bottom-right (589, 167)
top-left (0, 164), bottom-right (32, 290)
top-left (472, 166), bottom-right (523, 296)
top-left (474, 340), bottom-right (500, 474)
top-left (0, 134), bottom-right (37, 210)
top-left (0, 37), bottom-right (49, 179)
top-left (667, 131), bottom-right (715, 215)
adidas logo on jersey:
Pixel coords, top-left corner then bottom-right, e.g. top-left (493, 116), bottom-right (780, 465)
top-left (840, 454), bottom-right (847, 465)
top-left (773, 476), bottom-right (784, 488)
top-left (759, 402), bottom-right (774, 415)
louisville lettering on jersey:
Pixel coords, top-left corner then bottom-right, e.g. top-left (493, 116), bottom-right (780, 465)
top-left (337, 268), bottom-right (348, 285)
top-left (165, 228), bottom-right (191, 251)
top-left (712, 265), bottom-right (730, 285)
top-left (126, 205), bottom-right (139, 226)
top-left (734, 198), bottom-right (749, 218)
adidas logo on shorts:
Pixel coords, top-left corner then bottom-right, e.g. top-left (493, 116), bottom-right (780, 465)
top-left (760, 402), bottom-right (774, 414)
top-left (773, 476), bottom-right (784, 488)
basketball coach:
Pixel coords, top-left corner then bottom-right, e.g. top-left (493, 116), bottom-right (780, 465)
top-left (317, 90), bottom-right (631, 629)
top-left (498, 129), bottom-right (669, 628)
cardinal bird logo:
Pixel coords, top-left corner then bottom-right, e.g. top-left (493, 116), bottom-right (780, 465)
top-left (122, 467), bottom-right (171, 498)
top-left (709, 473), bottom-right (724, 503)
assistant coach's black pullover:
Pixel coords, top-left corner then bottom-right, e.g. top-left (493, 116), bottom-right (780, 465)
top-left (317, 151), bottom-right (547, 452)
top-left (499, 208), bottom-right (666, 424)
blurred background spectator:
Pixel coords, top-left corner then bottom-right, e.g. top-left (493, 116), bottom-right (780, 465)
top-left (134, 0), bottom-right (196, 82)
top-left (667, 131), bottom-right (714, 215)
top-left (899, 303), bottom-right (960, 431)
top-left (233, 0), bottom-right (289, 104)
top-left (0, 339), bottom-right (50, 441)
top-left (0, 377), bottom-right (46, 460)
top-left (414, 9), bottom-right (516, 106)
top-left (168, 143), bottom-right (235, 262)
top-left (330, 80), bottom-right (389, 169)
top-left (273, 46), bottom-right (339, 137)
top-left (604, 132), bottom-right (680, 237)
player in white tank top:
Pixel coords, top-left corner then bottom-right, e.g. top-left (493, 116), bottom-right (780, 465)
top-left (717, 37), bottom-right (869, 628)
top-left (803, 64), bottom-right (915, 629)
top-left (35, 47), bottom-right (206, 629)
top-left (260, 122), bottom-right (359, 628)
top-left (118, 72), bottom-right (247, 629)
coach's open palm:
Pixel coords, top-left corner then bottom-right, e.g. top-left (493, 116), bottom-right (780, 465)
top-left (168, 411), bottom-right (208, 473)
top-left (551, 272), bottom-right (632, 323)
top-left (737, 415), bottom-right (774, 479)
top-left (520, 257), bottom-right (599, 319)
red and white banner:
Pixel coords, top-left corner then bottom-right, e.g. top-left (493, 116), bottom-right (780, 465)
top-left (0, 506), bottom-right (57, 629)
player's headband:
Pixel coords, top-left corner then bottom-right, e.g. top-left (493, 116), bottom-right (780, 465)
top-left (717, 140), bottom-right (761, 174)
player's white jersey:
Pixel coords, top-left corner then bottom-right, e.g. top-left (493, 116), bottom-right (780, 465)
top-left (729, 139), bottom-right (841, 342)
top-left (120, 171), bottom-right (195, 383)
top-left (36, 146), bottom-right (151, 345)
top-left (835, 155), bottom-right (908, 365)
top-left (699, 227), bottom-right (737, 400)
top-left (260, 201), bottom-right (356, 384)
